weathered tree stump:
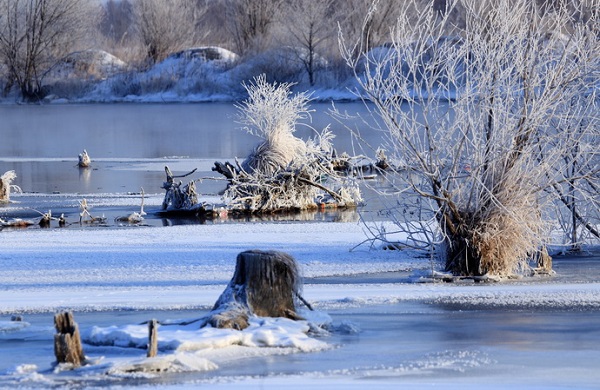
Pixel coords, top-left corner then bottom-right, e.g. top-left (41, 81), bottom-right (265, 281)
top-left (1, 170), bottom-right (20, 202)
top-left (78, 149), bottom-right (91, 168)
top-left (54, 312), bottom-right (85, 366)
top-left (38, 210), bottom-right (52, 228)
top-left (535, 246), bottom-right (553, 274)
top-left (147, 319), bottom-right (158, 358)
top-left (207, 250), bottom-right (306, 330)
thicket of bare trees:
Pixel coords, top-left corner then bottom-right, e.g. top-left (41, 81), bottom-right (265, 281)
top-left (0, 0), bottom-right (436, 99)
top-left (0, 0), bottom-right (97, 100)
top-left (132, 0), bottom-right (206, 65)
top-left (100, 0), bottom-right (134, 45)
top-left (340, 0), bottom-right (599, 277)
top-left (2, 0), bottom-right (595, 102)
top-left (98, 0), bottom-right (135, 63)
top-left (224, 0), bottom-right (283, 56)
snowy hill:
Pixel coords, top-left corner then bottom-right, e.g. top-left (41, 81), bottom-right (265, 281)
top-left (35, 45), bottom-right (359, 104)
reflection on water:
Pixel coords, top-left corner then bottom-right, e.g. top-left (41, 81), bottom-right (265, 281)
top-left (1, 192), bottom-right (363, 230)
top-left (159, 208), bottom-right (361, 227)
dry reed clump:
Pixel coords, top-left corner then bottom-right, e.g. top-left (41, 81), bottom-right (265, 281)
top-left (446, 157), bottom-right (549, 277)
top-left (222, 76), bottom-right (361, 213)
top-left (472, 201), bottom-right (543, 277)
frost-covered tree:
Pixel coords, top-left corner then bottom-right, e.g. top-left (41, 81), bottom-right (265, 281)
top-left (546, 94), bottom-right (600, 251)
top-left (0, 0), bottom-right (98, 100)
top-left (340, 0), bottom-right (599, 277)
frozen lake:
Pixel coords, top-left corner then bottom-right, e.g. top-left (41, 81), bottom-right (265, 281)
top-left (3, 297), bottom-right (600, 389)
top-left (1, 103), bottom-right (600, 388)
top-left (0, 220), bottom-right (599, 388)
top-left (0, 102), bottom-right (381, 182)
top-left (2, 251), bottom-right (600, 388)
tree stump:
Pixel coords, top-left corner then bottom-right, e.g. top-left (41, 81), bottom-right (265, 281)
top-left (207, 250), bottom-right (305, 330)
top-left (147, 319), bottom-right (158, 358)
top-left (54, 312), bottom-right (85, 366)
top-left (1, 170), bottom-right (18, 202)
top-left (536, 246), bottom-right (553, 273)
top-left (78, 149), bottom-right (91, 168)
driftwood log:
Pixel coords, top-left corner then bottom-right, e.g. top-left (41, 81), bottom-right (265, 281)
top-left (161, 166), bottom-right (199, 211)
top-left (212, 161), bottom-right (236, 180)
top-left (207, 250), bottom-right (307, 330)
top-left (54, 312), bottom-right (86, 366)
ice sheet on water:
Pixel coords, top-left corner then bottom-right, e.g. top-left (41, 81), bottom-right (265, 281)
top-left (0, 312), bottom-right (335, 386)
top-left (0, 320), bottom-right (30, 333)
top-left (107, 353), bottom-right (218, 377)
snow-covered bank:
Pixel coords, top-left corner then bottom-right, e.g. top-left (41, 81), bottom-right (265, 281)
top-left (0, 221), bottom-right (418, 313)
top-left (2, 222), bottom-right (600, 314)
top-left (2, 220), bottom-right (600, 388)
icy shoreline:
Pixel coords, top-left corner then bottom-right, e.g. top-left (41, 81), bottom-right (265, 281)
top-left (2, 219), bottom-right (600, 388)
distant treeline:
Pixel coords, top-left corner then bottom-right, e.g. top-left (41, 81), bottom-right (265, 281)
top-left (0, 0), bottom-right (596, 101)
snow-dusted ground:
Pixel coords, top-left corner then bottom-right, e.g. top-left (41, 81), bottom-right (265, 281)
top-left (1, 216), bottom-right (600, 388)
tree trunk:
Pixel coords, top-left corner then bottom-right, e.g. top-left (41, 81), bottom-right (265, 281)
top-left (207, 250), bottom-right (305, 330)
top-left (147, 319), bottom-right (158, 357)
top-left (54, 312), bottom-right (85, 366)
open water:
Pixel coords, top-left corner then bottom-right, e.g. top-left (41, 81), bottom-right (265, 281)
top-left (0, 102), bottom-right (387, 227)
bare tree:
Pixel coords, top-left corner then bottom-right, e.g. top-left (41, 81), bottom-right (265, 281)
top-left (339, 0), bottom-right (599, 277)
top-left (281, 0), bottom-right (338, 86)
top-left (132, 0), bottom-right (206, 64)
top-left (339, 0), bottom-right (408, 57)
top-left (0, 0), bottom-right (98, 101)
top-left (100, 0), bottom-right (134, 45)
top-left (224, 0), bottom-right (283, 56)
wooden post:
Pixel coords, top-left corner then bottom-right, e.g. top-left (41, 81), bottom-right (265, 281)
top-left (147, 319), bottom-right (158, 358)
top-left (54, 312), bottom-right (85, 366)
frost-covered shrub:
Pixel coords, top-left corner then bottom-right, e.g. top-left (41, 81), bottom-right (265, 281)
top-left (341, 0), bottom-right (599, 277)
top-left (232, 48), bottom-right (305, 86)
top-left (221, 76), bottom-right (362, 212)
top-left (109, 71), bottom-right (143, 97)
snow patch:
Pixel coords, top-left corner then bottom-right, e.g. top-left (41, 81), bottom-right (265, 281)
top-left (86, 316), bottom-right (331, 354)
